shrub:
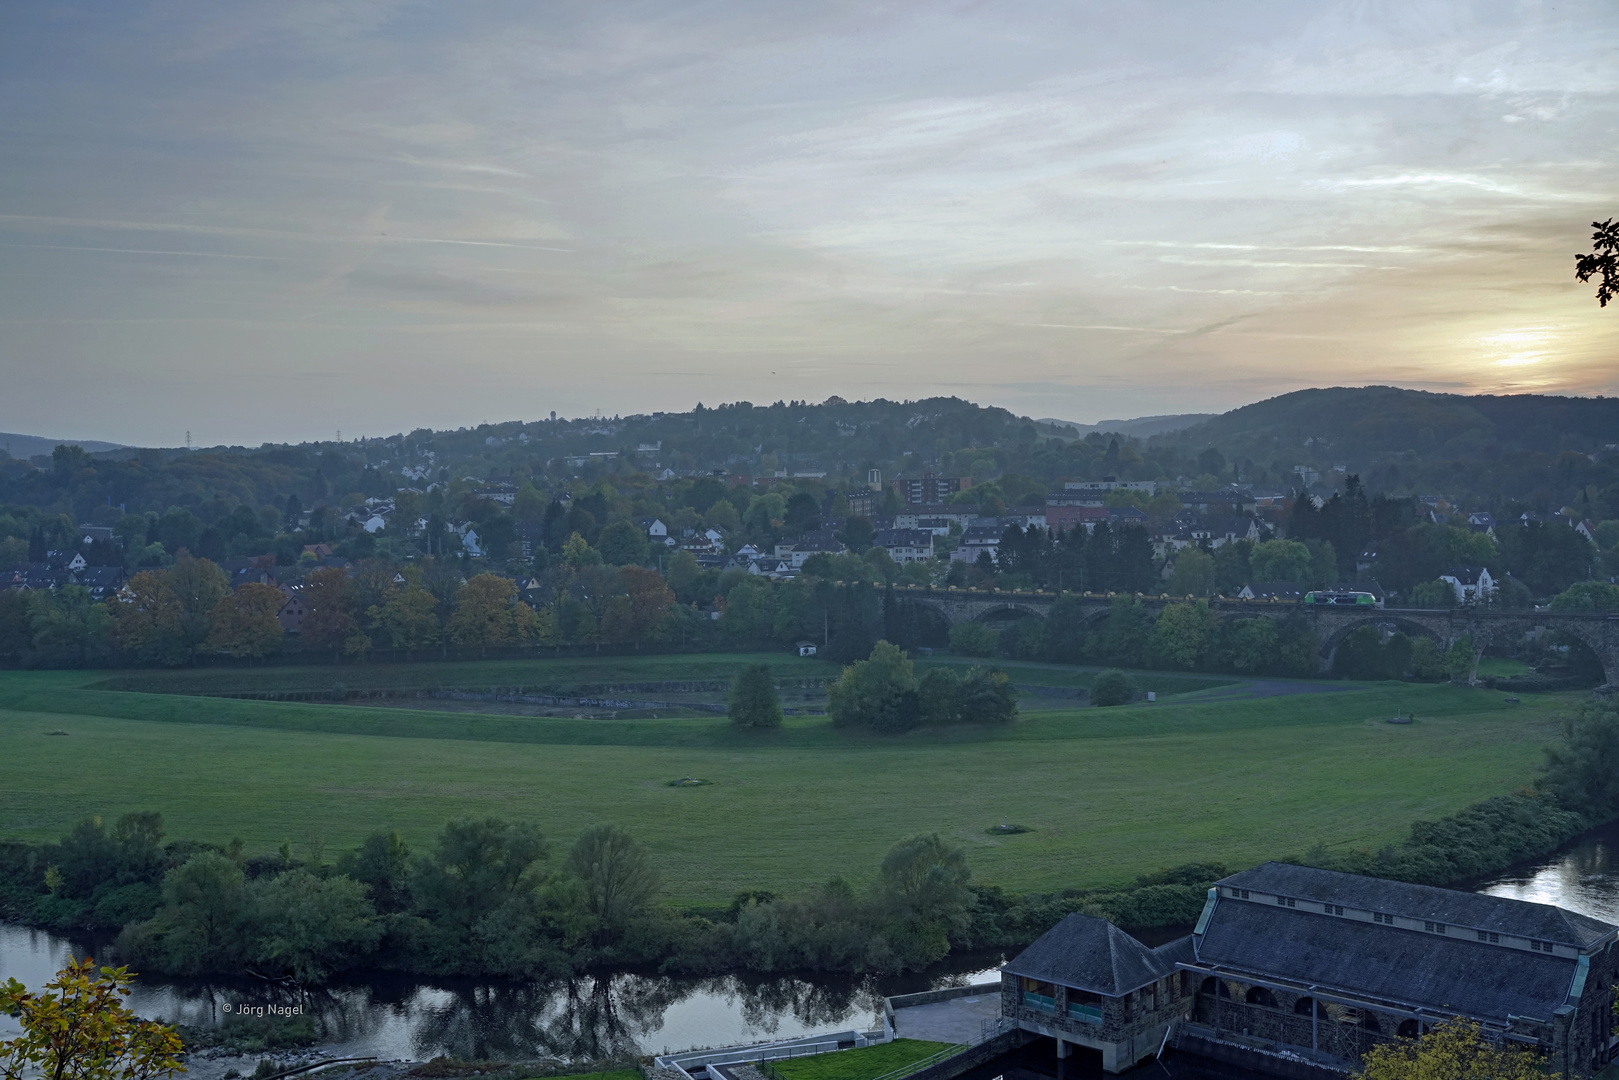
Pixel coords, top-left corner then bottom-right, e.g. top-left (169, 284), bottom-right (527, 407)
top-left (948, 621), bottom-right (997, 657)
top-left (1089, 670), bottom-right (1133, 707)
top-left (728, 663), bottom-right (783, 728)
top-left (827, 641), bottom-right (921, 734)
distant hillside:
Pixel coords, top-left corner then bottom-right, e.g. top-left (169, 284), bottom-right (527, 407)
top-left (1039, 413), bottom-right (1212, 439)
top-left (1159, 387), bottom-right (1619, 459)
top-left (0, 432), bottom-right (126, 460)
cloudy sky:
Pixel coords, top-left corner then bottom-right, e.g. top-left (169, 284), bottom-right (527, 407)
top-left (1, 1), bottom-right (1616, 446)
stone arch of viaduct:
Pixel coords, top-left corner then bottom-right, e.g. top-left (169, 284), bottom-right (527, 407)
top-left (883, 586), bottom-right (1619, 685)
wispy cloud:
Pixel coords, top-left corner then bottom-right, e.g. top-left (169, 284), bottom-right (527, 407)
top-left (0, 1), bottom-right (1614, 441)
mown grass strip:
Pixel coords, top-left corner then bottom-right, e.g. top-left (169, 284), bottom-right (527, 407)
top-left (766, 1040), bottom-right (956, 1080)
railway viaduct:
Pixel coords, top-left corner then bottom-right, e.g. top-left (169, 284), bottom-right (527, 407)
top-left (883, 585), bottom-right (1619, 685)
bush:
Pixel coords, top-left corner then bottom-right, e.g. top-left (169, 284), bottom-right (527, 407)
top-left (918, 666), bottom-right (1018, 724)
top-left (948, 621), bottom-right (997, 657)
top-left (728, 663), bottom-right (783, 728)
top-left (1089, 670), bottom-right (1133, 707)
top-left (827, 641), bottom-right (921, 734)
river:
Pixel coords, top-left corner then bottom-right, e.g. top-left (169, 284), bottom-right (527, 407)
top-left (0, 923), bottom-right (1002, 1062)
top-left (5, 826), bottom-right (1617, 1065)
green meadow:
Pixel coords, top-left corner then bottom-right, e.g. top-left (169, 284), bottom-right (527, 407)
top-left (0, 656), bottom-right (1576, 907)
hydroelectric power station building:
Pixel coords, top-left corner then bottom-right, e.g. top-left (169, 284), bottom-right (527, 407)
top-left (1000, 863), bottom-right (1619, 1076)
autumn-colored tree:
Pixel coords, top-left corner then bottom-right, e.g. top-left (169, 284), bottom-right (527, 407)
top-left (1354, 1018), bottom-right (1541, 1080)
top-left (204, 582), bottom-right (285, 658)
top-left (299, 565), bottom-right (366, 655)
top-left (107, 570), bottom-right (186, 666)
top-left (446, 573), bottom-right (537, 647)
top-left (0, 957), bottom-right (184, 1080)
top-left (601, 566), bottom-right (675, 643)
top-left (368, 567), bottom-right (441, 649)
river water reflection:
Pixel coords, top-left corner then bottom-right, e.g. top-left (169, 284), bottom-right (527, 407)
top-left (6, 825), bottom-right (1616, 1063)
top-left (0, 923), bottom-right (1001, 1060)
top-left (1479, 818), bottom-right (1619, 924)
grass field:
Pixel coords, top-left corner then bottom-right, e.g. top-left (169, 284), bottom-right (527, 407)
top-left (0, 656), bottom-right (1579, 907)
top-left (767, 1039), bottom-right (955, 1080)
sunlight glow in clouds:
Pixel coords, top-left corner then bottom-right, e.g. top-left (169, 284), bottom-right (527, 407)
top-left (0, 1), bottom-right (1615, 444)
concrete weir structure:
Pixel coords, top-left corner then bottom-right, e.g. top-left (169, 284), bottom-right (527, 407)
top-left (1001, 863), bottom-right (1619, 1077)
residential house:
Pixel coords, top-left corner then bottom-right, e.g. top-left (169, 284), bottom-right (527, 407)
top-left (1207, 517), bottom-right (1262, 548)
top-left (638, 517), bottom-right (674, 546)
top-left (892, 473), bottom-right (970, 506)
top-left (872, 528), bottom-right (934, 564)
top-left (845, 489), bottom-right (880, 518)
top-left (1064, 478), bottom-right (1158, 497)
top-left (1045, 503), bottom-right (1109, 534)
top-left (773, 530), bottom-right (846, 568)
top-left (275, 583), bottom-right (308, 633)
top-left (1439, 565), bottom-right (1496, 603)
top-left (1004, 505), bottom-right (1049, 529)
top-left (952, 522), bottom-right (1003, 565)
top-left (75, 566), bottom-right (127, 600)
top-left (893, 506), bottom-right (978, 532)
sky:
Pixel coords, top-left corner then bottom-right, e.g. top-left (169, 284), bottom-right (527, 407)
top-left (1, 0), bottom-right (1616, 447)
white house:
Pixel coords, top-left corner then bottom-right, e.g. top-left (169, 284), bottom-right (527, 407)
top-left (638, 517), bottom-right (675, 547)
top-left (1439, 565), bottom-right (1495, 603)
top-left (873, 528), bottom-right (934, 564)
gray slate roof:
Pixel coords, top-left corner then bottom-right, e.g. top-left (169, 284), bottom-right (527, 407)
top-left (1195, 894), bottom-right (1579, 1024)
top-left (1004, 914), bottom-right (1176, 996)
top-left (1219, 863), bottom-right (1614, 948)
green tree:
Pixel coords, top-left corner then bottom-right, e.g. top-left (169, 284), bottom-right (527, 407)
top-left (597, 520), bottom-right (650, 566)
top-left (948, 620), bottom-right (997, 657)
top-left (729, 663), bottom-right (783, 728)
top-left (336, 830), bottom-right (414, 914)
top-left (1549, 581), bottom-right (1619, 612)
top-left (1150, 601), bottom-right (1216, 670)
top-left (0, 958), bottom-right (184, 1080)
top-left (136, 852), bottom-right (247, 975)
top-left (1408, 580), bottom-right (1456, 608)
top-left (1093, 595), bottom-right (1150, 667)
top-left (1539, 699), bottom-right (1619, 818)
top-left (561, 532), bottom-right (603, 568)
top-left (958, 666), bottom-right (1018, 723)
top-left (826, 640), bottom-right (920, 734)
top-left (666, 549), bottom-right (704, 604)
top-left (1090, 669), bottom-right (1134, 706)
top-left (413, 818), bottom-right (548, 930)
top-left (1444, 634), bottom-right (1478, 683)
top-left (247, 871), bottom-right (382, 984)
top-left (1249, 539), bottom-right (1314, 583)
top-left (1166, 548), bottom-right (1215, 595)
top-left (565, 824), bottom-right (660, 942)
top-left (877, 834), bottom-right (973, 963)
top-left (368, 570), bottom-right (442, 649)
top-left (1354, 1017), bottom-right (1540, 1080)
top-left (1226, 617), bottom-right (1278, 674)
top-left (166, 554), bottom-right (229, 652)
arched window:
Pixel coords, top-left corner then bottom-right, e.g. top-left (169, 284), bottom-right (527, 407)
top-left (1295, 997), bottom-right (1327, 1017)
top-left (1397, 1019), bottom-right (1419, 1039)
top-left (1361, 1012), bottom-right (1382, 1033)
top-left (1200, 977), bottom-right (1231, 998)
top-left (1245, 986), bottom-right (1279, 1008)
